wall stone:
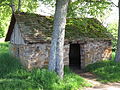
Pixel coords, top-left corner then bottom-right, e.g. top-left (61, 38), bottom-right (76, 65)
top-left (9, 43), bottom-right (70, 69)
top-left (83, 40), bottom-right (112, 68)
top-left (80, 44), bottom-right (85, 69)
top-left (9, 44), bottom-right (19, 57)
top-left (9, 40), bottom-right (112, 69)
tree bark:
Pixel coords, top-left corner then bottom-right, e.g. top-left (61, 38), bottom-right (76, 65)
top-left (48, 0), bottom-right (69, 78)
top-left (115, 0), bottom-right (120, 62)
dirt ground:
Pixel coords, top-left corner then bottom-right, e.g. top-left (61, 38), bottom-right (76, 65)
top-left (73, 69), bottom-right (120, 90)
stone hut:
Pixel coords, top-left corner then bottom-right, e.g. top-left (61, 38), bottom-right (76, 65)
top-left (5, 12), bottom-right (112, 69)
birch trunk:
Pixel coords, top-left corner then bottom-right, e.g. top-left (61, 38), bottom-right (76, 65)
top-left (48, 0), bottom-right (69, 78)
top-left (115, 0), bottom-right (120, 62)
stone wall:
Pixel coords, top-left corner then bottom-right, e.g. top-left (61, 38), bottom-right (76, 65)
top-left (83, 40), bottom-right (112, 68)
top-left (9, 44), bottom-right (19, 57)
top-left (9, 43), bottom-right (69, 69)
top-left (9, 40), bottom-right (112, 69)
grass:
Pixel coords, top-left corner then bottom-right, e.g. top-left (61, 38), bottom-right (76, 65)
top-left (0, 42), bottom-right (91, 90)
top-left (85, 52), bottom-right (120, 83)
top-left (0, 42), bottom-right (8, 53)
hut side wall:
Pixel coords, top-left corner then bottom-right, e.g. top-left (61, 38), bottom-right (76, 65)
top-left (9, 40), bottom-right (112, 69)
top-left (10, 22), bottom-right (25, 44)
top-left (83, 40), bottom-right (112, 68)
top-left (80, 44), bottom-right (85, 69)
top-left (9, 43), bottom-right (69, 69)
top-left (9, 43), bottom-right (19, 57)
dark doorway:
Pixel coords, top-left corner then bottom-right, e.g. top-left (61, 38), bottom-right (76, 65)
top-left (69, 44), bottom-right (81, 69)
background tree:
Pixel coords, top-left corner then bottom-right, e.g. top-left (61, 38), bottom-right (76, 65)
top-left (0, 0), bottom-right (38, 38)
top-left (107, 22), bottom-right (118, 51)
top-left (41, 0), bottom-right (111, 19)
top-left (68, 0), bottom-right (111, 18)
top-left (115, 0), bottom-right (120, 62)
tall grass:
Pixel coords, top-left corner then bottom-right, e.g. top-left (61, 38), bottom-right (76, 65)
top-left (0, 42), bottom-right (91, 90)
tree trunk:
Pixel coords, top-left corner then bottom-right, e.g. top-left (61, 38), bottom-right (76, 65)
top-left (48, 0), bottom-right (69, 78)
top-left (115, 0), bottom-right (120, 62)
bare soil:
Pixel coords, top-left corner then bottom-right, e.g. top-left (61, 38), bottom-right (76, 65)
top-left (71, 68), bottom-right (120, 90)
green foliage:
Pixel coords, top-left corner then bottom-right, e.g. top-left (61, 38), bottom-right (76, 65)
top-left (0, 27), bottom-right (5, 38)
top-left (67, 0), bottom-right (111, 18)
top-left (41, 0), bottom-right (111, 18)
top-left (0, 42), bottom-right (91, 90)
top-left (0, 42), bottom-right (9, 54)
top-left (84, 52), bottom-right (120, 83)
top-left (0, 0), bottom-right (38, 38)
top-left (107, 22), bottom-right (118, 50)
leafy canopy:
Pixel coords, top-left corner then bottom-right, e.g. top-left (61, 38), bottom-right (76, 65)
top-left (0, 0), bottom-right (38, 38)
top-left (40, 0), bottom-right (111, 17)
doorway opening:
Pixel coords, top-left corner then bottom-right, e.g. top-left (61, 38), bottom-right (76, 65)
top-left (69, 44), bottom-right (81, 69)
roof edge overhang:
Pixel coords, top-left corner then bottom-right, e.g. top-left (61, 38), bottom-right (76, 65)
top-left (5, 14), bottom-right (16, 41)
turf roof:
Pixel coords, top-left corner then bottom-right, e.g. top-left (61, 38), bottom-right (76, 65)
top-left (6, 12), bottom-right (112, 43)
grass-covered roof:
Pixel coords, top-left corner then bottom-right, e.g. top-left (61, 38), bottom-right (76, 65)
top-left (6, 12), bottom-right (112, 43)
top-left (65, 18), bottom-right (111, 40)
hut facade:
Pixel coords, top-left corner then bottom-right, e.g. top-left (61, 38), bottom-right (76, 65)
top-left (5, 13), bottom-right (112, 69)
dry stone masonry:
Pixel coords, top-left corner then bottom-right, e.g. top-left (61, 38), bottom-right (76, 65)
top-left (9, 39), bottom-right (112, 69)
top-left (10, 43), bottom-right (70, 69)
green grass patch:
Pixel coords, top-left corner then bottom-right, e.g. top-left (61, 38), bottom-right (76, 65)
top-left (85, 52), bottom-right (120, 83)
top-left (0, 42), bottom-right (9, 53)
top-left (111, 51), bottom-right (115, 60)
top-left (0, 42), bottom-right (91, 90)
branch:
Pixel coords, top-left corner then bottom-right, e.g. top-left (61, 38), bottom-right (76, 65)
top-left (85, 0), bottom-right (119, 8)
top-left (111, 2), bottom-right (118, 7)
top-left (85, 0), bottom-right (108, 3)
top-left (18, 0), bottom-right (21, 12)
top-left (11, 0), bottom-right (15, 13)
